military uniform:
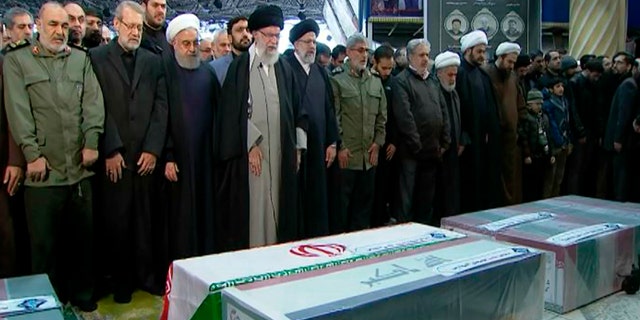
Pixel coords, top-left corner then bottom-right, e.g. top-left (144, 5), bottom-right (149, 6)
top-left (330, 63), bottom-right (386, 232)
top-left (2, 39), bottom-right (104, 309)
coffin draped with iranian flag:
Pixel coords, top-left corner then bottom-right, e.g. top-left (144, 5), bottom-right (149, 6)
top-left (441, 195), bottom-right (640, 313)
top-left (220, 237), bottom-right (545, 320)
top-left (161, 223), bottom-right (470, 320)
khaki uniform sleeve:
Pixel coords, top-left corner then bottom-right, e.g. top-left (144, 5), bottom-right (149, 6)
top-left (330, 76), bottom-right (343, 142)
top-left (81, 56), bottom-right (104, 150)
top-left (3, 53), bottom-right (40, 163)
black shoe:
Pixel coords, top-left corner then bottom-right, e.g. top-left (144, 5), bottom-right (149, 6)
top-left (113, 291), bottom-right (132, 304)
top-left (142, 282), bottom-right (165, 296)
top-left (71, 299), bottom-right (98, 312)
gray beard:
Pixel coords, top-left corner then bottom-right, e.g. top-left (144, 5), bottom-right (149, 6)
top-left (439, 79), bottom-right (456, 92)
top-left (298, 51), bottom-right (315, 65)
top-left (257, 45), bottom-right (279, 66)
top-left (175, 53), bottom-right (201, 70)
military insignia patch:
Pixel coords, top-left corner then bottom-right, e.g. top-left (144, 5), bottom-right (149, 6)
top-left (1, 39), bottom-right (30, 54)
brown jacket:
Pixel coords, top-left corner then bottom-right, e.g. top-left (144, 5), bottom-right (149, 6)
top-left (483, 63), bottom-right (526, 205)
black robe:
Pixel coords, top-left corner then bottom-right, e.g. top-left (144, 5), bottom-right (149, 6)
top-left (215, 53), bottom-right (306, 252)
top-left (140, 28), bottom-right (218, 286)
top-left (283, 53), bottom-right (339, 239)
top-left (162, 59), bottom-right (218, 258)
top-left (456, 59), bottom-right (503, 212)
top-left (436, 86), bottom-right (464, 217)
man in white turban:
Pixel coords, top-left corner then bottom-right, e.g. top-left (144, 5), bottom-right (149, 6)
top-left (434, 51), bottom-right (467, 216)
top-left (455, 30), bottom-right (504, 212)
top-left (482, 41), bottom-right (527, 205)
top-left (157, 12), bottom-right (220, 270)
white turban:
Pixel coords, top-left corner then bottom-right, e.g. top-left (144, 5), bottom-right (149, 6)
top-left (460, 30), bottom-right (488, 52)
top-left (495, 42), bottom-right (521, 56)
top-left (166, 14), bottom-right (200, 42)
top-left (435, 51), bottom-right (460, 69)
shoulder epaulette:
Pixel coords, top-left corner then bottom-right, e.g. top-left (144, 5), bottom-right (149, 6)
top-left (2, 39), bottom-right (31, 54)
top-left (331, 66), bottom-right (344, 75)
top-left (68, 43), bottom-right (88, 52)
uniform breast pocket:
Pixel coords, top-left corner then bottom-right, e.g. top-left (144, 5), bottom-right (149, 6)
top-left (340, 89), bottom-right (360, 107)
top-left (24, 74), bottom-right (51, 108)
top-left (61, 74), bottom-right (85, 106)
top-left (367, 88), bottom-right (382, 121)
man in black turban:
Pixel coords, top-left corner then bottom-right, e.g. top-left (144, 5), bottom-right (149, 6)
top-left (283, 18), bottom-right (338, 239)
top-left (214, 5), bottom-right (308, 250)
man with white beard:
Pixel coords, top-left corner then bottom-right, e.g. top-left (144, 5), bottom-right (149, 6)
top-left (283, 19), bottom-right (338, 238)
top-left (89, 0), bottom-right (168, 302)
top-left (434, 51), bottom-right (467, 217)
top-left (330, 34), bottom-right (387, 232)
top-left (215, 5), bottom-right (307, 250)
top-left (159, 13), bottom-right (218, 260)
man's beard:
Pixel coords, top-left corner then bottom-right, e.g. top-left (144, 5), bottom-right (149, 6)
top-left (175, 52), bottom-right (201, 70)
top-left (122, 40), bottom-right (141, 52)
top-left (439, 79), bottom-right (456, 92)
top-left (146, 13), bottom-right (165, 29)
top-left (42, 40), bottom-right (67, 53)
top-left (298, 50), bottom-right (315, 64)
top-left (82, 29), bottom-right (102, 48)
top-left (256, 43), bottom-right (279, 66)
top-left (233, 37), bottom-right (251, 52)
top-left (68, 29), bottom-right (83, 45)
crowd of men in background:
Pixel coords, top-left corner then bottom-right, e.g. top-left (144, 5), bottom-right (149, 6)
top-left (1, 0), bottom-right (640, 318)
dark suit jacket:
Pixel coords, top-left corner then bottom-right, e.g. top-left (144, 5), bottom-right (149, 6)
top-left (0, 54), bottom-right (25, 172)
top-left (604, 76), bottom-right (638, 151)
top-left (89, 41), bottom-right (168, 168)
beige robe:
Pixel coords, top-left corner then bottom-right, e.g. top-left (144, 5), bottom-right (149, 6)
top-left (247, 59), bottom-right (281, 247)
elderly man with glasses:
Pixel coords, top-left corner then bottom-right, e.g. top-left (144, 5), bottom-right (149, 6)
top-left (88, 0), bottom-right (168, 303)
top-left (215, 5), bottom-right (307, 250)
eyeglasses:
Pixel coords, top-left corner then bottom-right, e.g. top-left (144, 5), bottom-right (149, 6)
top-left (350, 46), bottom-right (369, 54)
top-left (180, 40), bottom-right (200, 49)
top-left (258, 30), bottom-right (280, 40)
top-left (298, 39), bottom-right (316, 45)
top-left (118, 19), bottom-right (143, 33)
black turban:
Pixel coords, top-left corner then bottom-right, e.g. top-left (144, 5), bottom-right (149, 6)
top-left (289, 19), bottom-right (319, 43)
top-left (248, 5), bottom-right (284, 32)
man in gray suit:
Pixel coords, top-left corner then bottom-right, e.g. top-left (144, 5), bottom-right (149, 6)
top-left (210, 16), bottom-right (252, 84)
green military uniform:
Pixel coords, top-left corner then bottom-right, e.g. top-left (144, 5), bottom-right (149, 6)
top-left (330, 63), bottom-right (387, 170)
top-left (330, 62), bottom-right (386, 232)
top-left (2, 39), bottom-right (104, 309)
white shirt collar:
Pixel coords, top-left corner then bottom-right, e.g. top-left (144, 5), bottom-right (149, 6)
top-left (409, 65), bottom-right (429, 80)
top-left (294, 51), bottom-right (311, 75)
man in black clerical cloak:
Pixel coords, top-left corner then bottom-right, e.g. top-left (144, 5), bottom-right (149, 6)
top-left (215, 5), bottom-right (307, 251)
top-left (284, 19), bottom-right (339, 238)
top-left (456, 30), bottom-right (503, 212)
